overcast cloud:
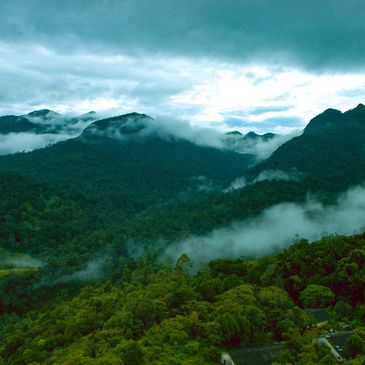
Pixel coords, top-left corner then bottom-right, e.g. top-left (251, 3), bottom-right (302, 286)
top-left (0, 1), bottom-right (365, 132)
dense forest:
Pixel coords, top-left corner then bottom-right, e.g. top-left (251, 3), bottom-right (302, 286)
top-left (0, 107), bottom-right (364, 364)
top-left (0, 234), bottom-right (364, 364)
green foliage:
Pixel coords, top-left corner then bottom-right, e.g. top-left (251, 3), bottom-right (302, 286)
top-left (120, 340), bottom-right (143, 364)
top-left (0, 131), bottom-right (253, 221)
top-left (334, 300), bottom-right (353, 321)
top-left (248, 105), bottom-right (365, 191)
top-left (0, 233), bottom-right (364, 364)
top-left (1, 106), bottom-right (365, 364)
top-left (345, 334), bottom-right (364, 359)
top-left (300, 284), bottom-right (335, 308)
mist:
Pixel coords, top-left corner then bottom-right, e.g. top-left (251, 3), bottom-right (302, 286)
top-left (93, 115), bottom-right (227, 149)
top-left (0, 132), bottom-right (75, 155)
top-left (59, 258), bottom-right (106, 283)
top-left (224, 177), bottom-right (247, 192)
top-left (26, 112), bottom-right (67, 127)
top-left (93, 114), bottom-right (295, 160)
top-left (8, 256), bottom-right (44, 268)
top-left (141, 117), bottom-right (226, 148)
top-left (5, 255), bottom-right (44, 269)
top-left (254, 169), bottom-right (300, 182)
top-left (0, 110), bottom-right (99, 155)
top-left (191, 175), bottom-right (217, 192)
top-left (143, 117), bottom-right (297, 159)
top-left (33, 257), bottom-right (107, 289)
top-left (165, 184), bottom-right (365, 264)
top-left (225, 169), bottom-right (299, 192)
top-left (233, 132), bottom-right (301, 160)
top-left (1, 109), bottom-right (296, 157)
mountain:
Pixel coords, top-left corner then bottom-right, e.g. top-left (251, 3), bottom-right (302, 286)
top-left (0, 112), bottom-right (254, 218)
top-left (82, 112), bottom-right (152, 137)
top-left (0, 109), bottom-right (98, 135)
top-left (72, 111), bottom-right (98, 122)
top-left (26, 109), bottom-right (62, 121)
top-left (123, 104), bottom-right (365, 243)
top-left (226, 130), bottom-right (276, 142)
top-left (226, 130), bottom-right (243, 136)
top-left (0, 115), bottom-right (39, 134)
top-left (247, 104), bottom-right (365, 190)
top-left (1, 106), bottom-right (365, 365)
top-left (243, 131), bottom-right (276, 141)
top-left (3, 105), bottom-right (365, 245)
top-left (224, 130), bottom-right (277, 154)
top-left (2, 105), bottom-right (365, 240)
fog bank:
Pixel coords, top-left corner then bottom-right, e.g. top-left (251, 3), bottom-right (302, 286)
top-left (165, 184), bottom-right (365, 263)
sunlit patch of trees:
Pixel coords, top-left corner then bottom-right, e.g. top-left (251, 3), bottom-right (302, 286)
top-left (0, 233), bottom-right (363, 364)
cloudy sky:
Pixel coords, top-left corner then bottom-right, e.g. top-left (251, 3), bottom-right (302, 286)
top-left (1, 0), bottom-right (365, 133)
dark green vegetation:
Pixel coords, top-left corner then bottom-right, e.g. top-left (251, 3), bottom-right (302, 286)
top-left (0, 235), bottom-right (364, 364)
top-left (0, 109), bottom-right (97, 135)
top-left (0, 116), bottom-right (38, 134)
top-left (0, 107), bottom-right (365, 364)
top-left (248, 104), bottom-right (365, 190)
top-left (0, 113), bottom-right (254, 220)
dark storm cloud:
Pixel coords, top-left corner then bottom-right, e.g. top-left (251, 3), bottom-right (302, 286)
top-left (1, 0), bottom-right (365, 133)
top-left (0, 43), bottom-right (198, 116)
top-left (1, 0), bottom-right (364, 70)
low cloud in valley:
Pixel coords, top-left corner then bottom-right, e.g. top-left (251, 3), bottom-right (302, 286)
top-left (166, 184), bottom-right (365, 263)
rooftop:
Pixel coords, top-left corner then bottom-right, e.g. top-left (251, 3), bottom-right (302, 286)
top-left (324, 332), bottom-right (353, 359)
top-left (228, 344), bottom-right (285, 365)
top-left (304, 308), bottom-right (331, 323)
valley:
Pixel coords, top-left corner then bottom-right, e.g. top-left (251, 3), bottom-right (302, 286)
top-left (0, 106), bottom-right (364, 364)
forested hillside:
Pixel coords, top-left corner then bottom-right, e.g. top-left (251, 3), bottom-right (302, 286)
top-left (2, 0), bottom-right (365, 363)
top-left (0, 109), bottom-right (98, 135)
top-left (0, 106), bottom-right (365, 364)
top-left (0, 113), bottom-right (254, 220)
top-left (248, 104), bottom-right (365, 189)
top-left (1, 234), bottom-right (364, 364)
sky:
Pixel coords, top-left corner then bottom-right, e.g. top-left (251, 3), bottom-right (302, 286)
top-left (1, 0), bottom-right (365, 134)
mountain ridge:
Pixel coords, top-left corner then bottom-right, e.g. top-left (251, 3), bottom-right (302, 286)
top-left (245, 103), bottom-right (365, 188)
top-left (0, 109), bottom-right (98, 135)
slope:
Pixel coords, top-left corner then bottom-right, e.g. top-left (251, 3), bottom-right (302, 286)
top-left (1, 233), bottom-right (363, 364)
top-left (0, 113), bottom-right (254, 219)
top-left (247, 104), bottom-right (365, 190)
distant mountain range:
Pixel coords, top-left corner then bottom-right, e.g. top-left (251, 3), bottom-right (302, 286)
top-left (0, 108), bottom-right (277, 144)
top-left (226, 130), bottom-right (276, 141)
top-left (1, 103), bottom-right (365, 277)
top-left (1, 104), bottom-right (365, 365)
top-left (0, 112), bottom-right (254, 219)
top-left (0, 109), bottom-right (98, 135)
top-left (1, 104), bottom-right (365, 204)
